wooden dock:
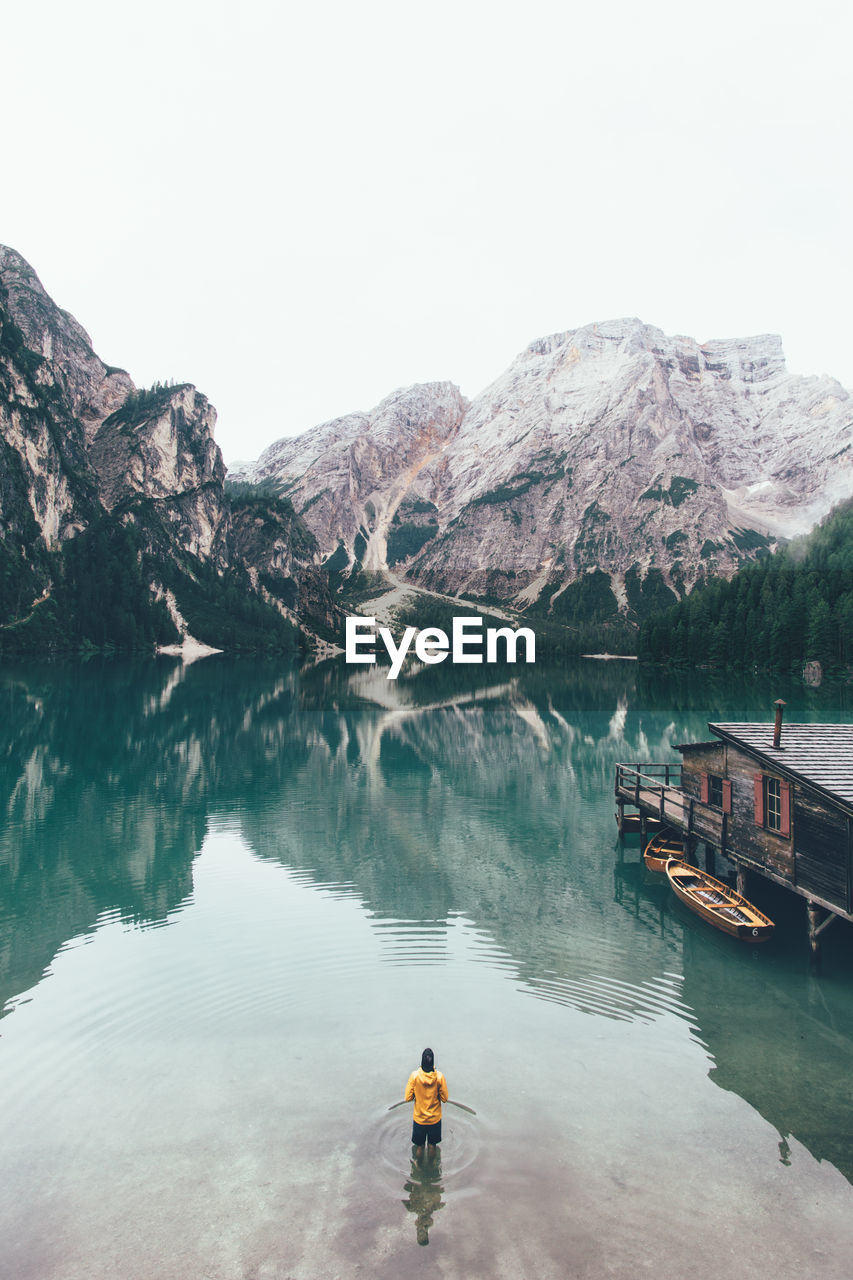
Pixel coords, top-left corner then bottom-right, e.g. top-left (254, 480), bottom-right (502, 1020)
top-left (615, 754), bottom-right (851, 968)
top-left (615, 763), bottom-right (727, 851)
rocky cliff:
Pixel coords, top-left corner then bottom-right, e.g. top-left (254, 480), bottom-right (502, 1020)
top-left (89, 382), bottom-right (230, 567)
top-left (7, 242), bottom-right (851, 649)
top-left (236, 382), bottom-right (468, 573)
top-left (0, 246), bottom-right (337, 649)
top-left (235, 319), bottom-right (853, 620)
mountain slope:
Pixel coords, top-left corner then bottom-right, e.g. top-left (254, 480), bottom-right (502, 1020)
top-left (232, 381), bottom-right (468, 573)
top-left (0, 246), bottom-right (338, 651)
top-left (236, 319), bottom-right (852, 620)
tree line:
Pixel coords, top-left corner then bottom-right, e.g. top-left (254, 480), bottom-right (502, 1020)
top-left (639, 498), bottom-right (853, 670)
top-left (0, 513), bottom-right (299, 656)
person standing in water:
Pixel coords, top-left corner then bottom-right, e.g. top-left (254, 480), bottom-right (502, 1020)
top-left (405, 1047), bottom-right (448, 1160)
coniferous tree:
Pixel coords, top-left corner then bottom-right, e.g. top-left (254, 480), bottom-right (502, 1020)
top-left (638, 496), bottom-right (853, 671)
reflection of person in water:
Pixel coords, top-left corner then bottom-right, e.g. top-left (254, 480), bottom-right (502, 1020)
top-left (405, 1047), bottom-right (448, 1160)
top-left (402, 1151), bottom-right (445, 1245)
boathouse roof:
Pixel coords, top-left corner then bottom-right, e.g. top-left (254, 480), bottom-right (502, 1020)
top-left (707, 722), bottom-right (853, 810)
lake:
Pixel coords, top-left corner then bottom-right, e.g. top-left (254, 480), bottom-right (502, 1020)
top-left (2, 655), bottom-right (853, 1279)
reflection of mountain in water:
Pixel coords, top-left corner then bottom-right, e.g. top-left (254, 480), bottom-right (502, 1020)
top-left (0, 655), bottom-right (674, 1019)
top-left (232, 662), bottom-right (703, 1025)
top-left (3, 655), bottom-right (852, 1128)
top-left (1, 660), bottom-right (204, 1012)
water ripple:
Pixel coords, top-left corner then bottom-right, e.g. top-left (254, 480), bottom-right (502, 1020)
top-left (519, 969), bottom-right (691, 1024)
top-left (373, 1102), bottom-right (483, 1192)
top-left (372, 919), bottom-right (452, 966)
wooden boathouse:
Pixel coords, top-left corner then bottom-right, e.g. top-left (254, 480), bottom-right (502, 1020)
top-left (615, 702), bottom-right (853, 959)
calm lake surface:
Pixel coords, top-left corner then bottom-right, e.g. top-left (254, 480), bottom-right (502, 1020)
top-left (2, 655), bottom-right (853, 1279)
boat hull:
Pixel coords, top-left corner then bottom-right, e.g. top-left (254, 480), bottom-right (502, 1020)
top-left (643, 830), bottom-right (684, 874)
top-left (665, 858), bottom-right (774, 942)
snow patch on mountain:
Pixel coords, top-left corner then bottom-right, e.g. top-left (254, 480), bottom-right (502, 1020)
top-left (231, 318), bottom-right (853, 614)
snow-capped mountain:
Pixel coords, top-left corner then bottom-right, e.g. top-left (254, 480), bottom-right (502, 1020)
top-left (232, 318), bottom-right (853, 615)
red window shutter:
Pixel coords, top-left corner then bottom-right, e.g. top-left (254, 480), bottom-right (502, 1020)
top-left (753, 775), bottom-right (764, 826)
top-left (780, 780), bottom-right (791, 836)
top-left (700, 773), bottom-right (710, 803)
top-left (722, 780), bottom-right (732, 814)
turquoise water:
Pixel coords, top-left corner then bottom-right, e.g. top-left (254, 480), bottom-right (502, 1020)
top-left (2, 656), bottom-right (853, 1278)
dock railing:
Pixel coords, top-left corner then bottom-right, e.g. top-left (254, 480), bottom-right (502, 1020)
top-left (615, 763), bottom-right (725, 846)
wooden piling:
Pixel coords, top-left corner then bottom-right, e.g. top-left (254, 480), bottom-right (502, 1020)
top-left (806, 902), bottom-right (838, 971)
top-left (807, 901), bottom-right (822, 972)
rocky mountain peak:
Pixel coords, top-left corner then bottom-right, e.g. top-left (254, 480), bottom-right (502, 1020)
top-left (1, 246), bottom-right (338, 650)
top-left (237, 318), bottom-right (852, 622)
top-left (232, 381), bottom-right (469, 570)
top-left (89, 383), bottom-right (227, 564)
top-left (697, 332), bottom-right (788, 384)
top-left (513, 318), bottom-right (788, 390)
top-left (241, 381), bottom-right (467, 480)
top-left (0, 245), bottom-right (134, 441)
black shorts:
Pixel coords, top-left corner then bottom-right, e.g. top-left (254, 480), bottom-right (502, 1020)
top-left (412, 1119), bottom-right (442, 1146)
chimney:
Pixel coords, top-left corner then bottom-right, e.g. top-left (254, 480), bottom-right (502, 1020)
top-left (773, 699), bottom-right (786, 749)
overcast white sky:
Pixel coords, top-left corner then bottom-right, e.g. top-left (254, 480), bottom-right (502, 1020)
top-left (5, 0), bottom-right (851, 464)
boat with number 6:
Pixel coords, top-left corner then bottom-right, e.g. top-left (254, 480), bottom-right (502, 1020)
top-left (643, 829), bottom-right (684, 874)
top-left (665, 858), bottom-right (774, 941)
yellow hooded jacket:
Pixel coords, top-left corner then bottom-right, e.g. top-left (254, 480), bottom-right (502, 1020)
top-left (405, 1067), bottom-right (448, 1125)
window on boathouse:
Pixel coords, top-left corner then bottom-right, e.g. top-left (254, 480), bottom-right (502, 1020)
top-left (766, 777), bottom-right (782, 831)
top-left (700, 773), bottom-right (731, 812)
top-left (753, 773), bottom-right (791, 836)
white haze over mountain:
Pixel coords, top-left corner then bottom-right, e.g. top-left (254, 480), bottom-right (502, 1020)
top-left (4, 0), bottom-right (852, 463)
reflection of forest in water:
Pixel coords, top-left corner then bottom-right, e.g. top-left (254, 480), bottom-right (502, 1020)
top-left (613, 850), bottom-right (853, 1185)
top-left (681, 898), bottom-right (853, 1186)
top-left (3, 654), bottom-right (853, 1182)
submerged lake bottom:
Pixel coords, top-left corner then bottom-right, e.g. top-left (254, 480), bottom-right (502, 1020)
top-left (2, 656), bottom-right (853, 1278)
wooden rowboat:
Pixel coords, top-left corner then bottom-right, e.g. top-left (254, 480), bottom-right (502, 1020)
top-left (643, 829), bottom-right (684, 874)
top-left (665, 858), bottom-right (774, 942)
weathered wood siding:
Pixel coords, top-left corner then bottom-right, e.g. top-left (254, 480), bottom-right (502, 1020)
top-left (723, 745), bottom-right (795, 878)
top-left (681, 743), bottom-right (795, 878)
top-left (680, 740), bottom-right (853, 906)
top-left (680, 744), bottom-right (725, 802)
top-left (793, 791), bottom-right (851, 911)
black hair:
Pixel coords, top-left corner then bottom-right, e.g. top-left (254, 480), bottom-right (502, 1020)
top-left (421, 1047), bottom-right (434, 1071)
